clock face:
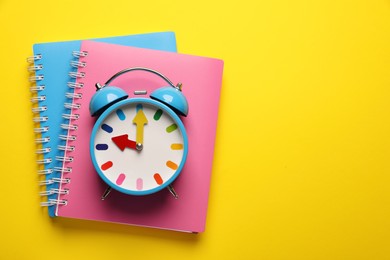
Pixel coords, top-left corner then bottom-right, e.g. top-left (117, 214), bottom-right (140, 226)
top-left (90, 98), bottom-right (188, 195)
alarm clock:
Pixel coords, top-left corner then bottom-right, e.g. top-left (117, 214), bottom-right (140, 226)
top-left (89, 67), bottom-right (188, 198)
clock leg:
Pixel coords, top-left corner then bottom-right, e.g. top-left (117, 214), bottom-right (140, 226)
top-left (101, 186), bottom-right (112, 200)
top-left (167, 185), bottom-right (179, 199)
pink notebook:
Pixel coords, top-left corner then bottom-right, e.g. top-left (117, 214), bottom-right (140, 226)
top-left (56, 40), bottom-right (224, 233)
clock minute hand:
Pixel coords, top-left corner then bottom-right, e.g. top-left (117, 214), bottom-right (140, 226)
top-left (132, 109), bottom-right (148, 149)
top-left (111, 134), bottom-right (137, 151)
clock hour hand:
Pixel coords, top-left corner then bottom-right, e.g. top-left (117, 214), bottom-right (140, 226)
top-left (132, 108), bottom-right (148, 150)
top-left (111, 134), bottom-right (137, 151)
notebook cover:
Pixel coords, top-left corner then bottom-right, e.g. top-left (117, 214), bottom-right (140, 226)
top-left (32, 32), bottom-right (177, 217)
top-left (56, 40), bottom-right (224, 233)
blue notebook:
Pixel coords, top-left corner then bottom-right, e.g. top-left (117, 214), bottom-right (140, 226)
top-left (27, 32), bottom-right (177, 217)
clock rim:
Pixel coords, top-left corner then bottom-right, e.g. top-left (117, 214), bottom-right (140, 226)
top-left (90, 97), bottom-right (189, 196)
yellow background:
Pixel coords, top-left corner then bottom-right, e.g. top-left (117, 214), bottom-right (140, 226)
top-left (1, 0), bottom-right (390, 259)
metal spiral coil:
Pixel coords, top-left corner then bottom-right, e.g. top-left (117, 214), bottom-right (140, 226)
top-left (32, 106), bottom-right (47, 113)
top-left (52, 177), bottom-right (71, 184)
top-left (65, 92), bottom-right (83, 99)
top-left (33, 116), bottom-right (48, 123)
top-left (37, 158), bottom-right (52, 164)
top-left (59, 134), bottom-right (77, 141)
top-left (27, 54), bottom-right (42, 63)
top-left (39, 179), bottom-right (54, 186)
top-left (36, 148), bottom-right (51, 154)
top-left (35, 137), bottom-right (50, 144)
top-left (72, 50), bottom-right (88, 58)
top-left (38, 169), bottom-right (54, 175)
top-left (57, 145), bottom-right (75, 152)
top-left (40, 188), bottom-right (69, 196)
top-left (60, 123), bottom-right (78, 131)
top-left (55, 156), bottom-right (74, 163)
top-left (40, 199), bottom-right (67, 207)
top-left (70, 60), bottom-right (86, 68)
top-left (31, 96), bottom-right (46, 103)
top-left (30, 85), bottom-right (45, 92)
top-left (29, 75), bottom-right (44, 82)
top-left (62, 113), bottom-right (80, 120)
top-left (69, 71), bottom-right (85, 78)
top-left (54, 166), bottom-right (72, 173)
top-left (34, 126), bottom-right (49, 133)
top-left (64, 102), bottom-right (81, 109)
top-left (67, 82), bottom-right (84, 89)
top-left (28, 64), bottom-right (43, 72)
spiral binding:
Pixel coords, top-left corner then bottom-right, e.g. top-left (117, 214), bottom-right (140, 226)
top-left (39, 50), bottom-right (87, 208)
top-left (32, 49), bottom-right (87, 208)
top-left (28, 53), bottom-right (70, 208)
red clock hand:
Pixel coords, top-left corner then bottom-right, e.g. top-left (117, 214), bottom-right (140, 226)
top-left (111, 134), bottom-right (137, 151)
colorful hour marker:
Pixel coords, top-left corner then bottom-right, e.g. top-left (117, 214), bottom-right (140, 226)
top-left (116, 173), bottom-right (126, 185)
top-left (96, 144), bottom-right (108, 150)
top-left (153, 173), bottom-right (163, 185)
top-left (136, 104), bottom-right (143, 112)
top-left (166, 124), bottom-right (178, 133)
top-left (171, 143), bottom-right (183, 150)
top-left (136, 178), bottom-right (143, 190)
top-left (116, 109), bottom-right (126, 121)
top-left (101, 161), bottom-right (113, 171)
top-left (166, 161), bottom-right (178, 170)
top-left (101, 124), bottom-right (113, 133)
top-left (154, 109), bottom-right (163, 121)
